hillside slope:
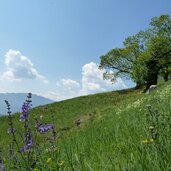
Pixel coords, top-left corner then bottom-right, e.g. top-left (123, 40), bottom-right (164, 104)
top-left (0, 88), bottom-right (141, 150)
top-left (0, 81), bottom-right (171, 170)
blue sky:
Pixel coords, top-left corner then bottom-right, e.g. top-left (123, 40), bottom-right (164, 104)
top-left (0, 0), bottom-right (170, 101)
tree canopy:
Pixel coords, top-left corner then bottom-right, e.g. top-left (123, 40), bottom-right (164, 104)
top-left (99, 14), bottom-right (171, 90)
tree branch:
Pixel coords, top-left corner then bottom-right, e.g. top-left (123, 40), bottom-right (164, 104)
top-left (159, 61), bottom-right (171, 70)
top-left (111, 66), bottom-right (130, 73)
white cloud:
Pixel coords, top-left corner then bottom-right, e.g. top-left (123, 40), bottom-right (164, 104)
top-left (56, 78), bottom-right (80, 98)
top-left (38, 91), bottom-right (60, 101)
top-left (1, 49), bottom-right (48, 83)
top-left (58, 78), bottom-right (80, 90)
top-left (80, 62), bottom-right (126, 95)
top-left (39, 90), bottom-right (77, 102)
top-left (55, 62), bottom-right (127, 100)
top-left (0, 54), bottom-right (127, 101)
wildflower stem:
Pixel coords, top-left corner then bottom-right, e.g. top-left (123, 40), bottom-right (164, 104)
top-left (5, 100), bottom-right (28, 168)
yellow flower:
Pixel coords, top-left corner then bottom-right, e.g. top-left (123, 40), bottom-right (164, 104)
top-left (142, 138), bottom-right (154, 143)
top-left (46, 158), bottom-right (51, 163)
top-left (142, 139), bottom-right (149, 143)
top-left (150, 138), bottom-right (154, 142)
top-left (59, 160), bottom-right (64, 166)
top-left (149, 126), bottom-right (154, 130)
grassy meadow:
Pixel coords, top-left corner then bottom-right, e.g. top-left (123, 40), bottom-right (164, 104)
top-left (0, 81), bottom-right (171, 170)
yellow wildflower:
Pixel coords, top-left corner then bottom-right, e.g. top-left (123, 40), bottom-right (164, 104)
top-left (142, 138), bottom-right (154, 143)
top-left (149, 126), bottom-right (154, 130)
top-left (59, 160), bottom-right (64, 166)
top-left (46, 158), bottom-right (51, 163)
top-left (142, 139), bottom-right (149, 143)
top-left (150, 138), bottom-right (154, 142)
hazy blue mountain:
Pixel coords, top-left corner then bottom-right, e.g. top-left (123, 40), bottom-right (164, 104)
top-left (0, 93), bottom-right (54, 115)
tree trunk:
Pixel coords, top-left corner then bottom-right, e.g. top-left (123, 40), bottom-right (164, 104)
top-left (145, 72), bottom-right (158, 91)
top-left (163, 71), bottom-right (169, 82)
top-left (145, 60), bottom-right (159, 91)
top-left (134, 82), bottom-right (144, 89)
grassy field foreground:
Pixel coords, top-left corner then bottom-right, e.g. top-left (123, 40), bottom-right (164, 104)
top-left (0, 81), bottom-right (171, 170)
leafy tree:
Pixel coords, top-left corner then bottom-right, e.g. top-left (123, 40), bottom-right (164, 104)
top-left (99, 48), bottom-right (131, 78)
top-left (160, 66), bottom-right (171, 81)
top-left (144, 15), bottom-right (171, 89)
top-left (150, 14), bottom-right (171, 82)
top-left (100, 14), bottom-right (171, 90)
top-left (100, 33), bottom-right (146, 88)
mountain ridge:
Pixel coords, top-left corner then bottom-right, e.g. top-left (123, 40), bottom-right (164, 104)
top-left (0, 93), bottom-right (54, 115)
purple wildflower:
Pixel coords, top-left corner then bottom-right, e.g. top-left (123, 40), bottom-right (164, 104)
top-left (21, 132), bottom-right (33, 153)
top-left (35, 119), bottom-right (41, 130)
top-left (35, 119), bottom-right (54, 134)
top-left (0, 150), bottom-right (5, 171)
top-left (27, 92), bottom-right (32, 99)
top-left (19, 102), bottom-right (31, 122)
top-left (37, 124), bottom-right (54, 134)
top-left (0, 163), bottom-right (5, 171)
top-left (19, 93), bottom-right (32, 122)
top-left (7, 128), bottom-right (16, 134)
top-left (4, 100), bottom-right (12, 115)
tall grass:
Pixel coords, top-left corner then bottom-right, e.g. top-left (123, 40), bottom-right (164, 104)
top-left (0, 81), bottom-right (171, 170)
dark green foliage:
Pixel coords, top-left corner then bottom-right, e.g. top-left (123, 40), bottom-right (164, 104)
top-left (100, 14), bottom-right (171, 90)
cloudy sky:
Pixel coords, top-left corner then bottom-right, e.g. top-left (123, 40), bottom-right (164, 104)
top-left (0, 0), bottom-right (170, 101)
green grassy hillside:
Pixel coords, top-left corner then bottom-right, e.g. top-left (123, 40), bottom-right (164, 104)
top-left (0, 88), bottom-right (141, 147)
top-left (0, 81), bottom-right (171, 170)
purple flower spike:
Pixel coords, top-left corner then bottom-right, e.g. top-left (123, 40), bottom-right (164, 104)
top-left (37, 124), bottom-right (54, 134)
top-left (19, 102), bottom-right (31, 122)
top-left (21, 132), bottom-right (33, 153)
top-left (0, 163), bottom-right (5, 171)
top-left (7, 128), bottom-right (16, 134)
top-left (35, 119), bottom-right (41, 129)
top-left (0, 150), bottom-right (5, 171)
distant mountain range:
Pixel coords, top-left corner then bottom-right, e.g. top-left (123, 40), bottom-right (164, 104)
top-left (0, 93), bottom-right (54, 115)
